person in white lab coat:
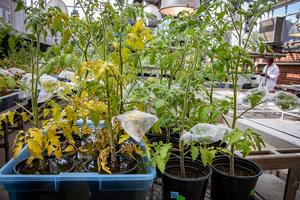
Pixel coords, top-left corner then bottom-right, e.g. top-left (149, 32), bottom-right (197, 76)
top-left (259, 58), bottom-right (280, 91)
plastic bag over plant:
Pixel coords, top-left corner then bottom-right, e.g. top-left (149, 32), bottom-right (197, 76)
top-left (19, 73), bottom-right (36, 99)
top-left (180, 123), bottom-right (231, 145)
top-left (241, 86), bottom-right (270, 107)
top-left (273, 91), bottom-right (300, 110)
top-left (58, 70), bottom-right (75, 81)
top-left (0, 68), bottom-right (14, 76)
top-left (7, 68), bottom-right (26, 76)
top-left (115, 110), bottom-right (158, 142)
top-left (37, 74), bottom-right (59, 103)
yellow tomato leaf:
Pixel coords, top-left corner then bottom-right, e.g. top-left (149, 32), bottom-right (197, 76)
top-left (135, 38), bottom-right (144, 50)
top-left (82, 124), bottom-right (90, 135)
top-left (13, 143), bottom-right (23, 159)
top-left (64, 145), bottom-right (74, 152)
top-left (52, 107), bottom-right (61, 121)
top-left (47, 145), bottom-right (53, 156)
top-left (54, 149), bottom-right (62, 160)
top-left (26, 156), bottom-right (36, 167)
top-left (133, 20), bottom-right (144, 33)
top-left (27, 140), bottom-right (42, 158)
top-left (29, 128), bottom-right (43, 144)
top-left (20, 112), bottom-right (28, 122)
top-left (118, 133), bottom-right (130, 144)
top-left (7, 111), bottom-right (14, 125)
top-left (43, 109), bottom-right (50, 118)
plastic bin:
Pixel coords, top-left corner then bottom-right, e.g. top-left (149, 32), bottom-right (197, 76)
top-left (0, 91), bottom-right (20, 112)
top-left (0, 147), bottom-right (156, 200)
top-left (0, 120), bottom-right (156, 200)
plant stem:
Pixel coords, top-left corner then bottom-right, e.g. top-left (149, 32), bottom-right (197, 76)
top-left (105, 70), bottom-right (117, 168)
top-left (179, 40), bottom-right (198, 177)
top-left (118, 26), bottom-right (124, 113)
top-left (229, 2), bottom-right (243, 175)
top-left (32, 30), bottom-right (41, 129)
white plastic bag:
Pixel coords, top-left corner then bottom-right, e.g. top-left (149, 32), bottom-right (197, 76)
top-left (18, 73), bottom-right (34, 99)
top-left (58, 70), bottom-right (75, 81)
top-left (115, 110), bottom-right (158, 142)
top-left (0, 68), bottom-right (14, 76)
top-left (180, 123), bottom-right (231, 145)
top-left (273, 91), bottom-right (300, 110)
top-left (8, 68), bottom-right (26, 76)
top-left (242, 86), bottom-right (270, 106)
top-left (37, 74), bottom-right (59, 103)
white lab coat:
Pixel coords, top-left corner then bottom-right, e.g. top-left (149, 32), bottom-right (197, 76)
top-left (259, 63), bottom-right (280, 90)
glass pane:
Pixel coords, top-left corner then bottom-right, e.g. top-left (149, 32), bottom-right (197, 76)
top-left (286, 14), bottom-right (297, 23)
top-left (273, 6), bottom-right (286, 17)
top-left (287, 1), bottom-right (300, 14)
top-left (261, 12), bottom-right (268, 20)
top-left (25, 0), bottom-right (32, 6)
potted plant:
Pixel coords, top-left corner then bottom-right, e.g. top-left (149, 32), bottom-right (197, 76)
top-left (207, 0), bottom-right (275, 200)
top-left (133, 5), bottom-right (226, 199)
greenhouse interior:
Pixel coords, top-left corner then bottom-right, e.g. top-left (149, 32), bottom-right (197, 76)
top-left (0, 0), bottom-right (300, 200)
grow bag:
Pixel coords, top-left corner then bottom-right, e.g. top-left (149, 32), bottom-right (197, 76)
top-left (0, 90), bottom-right (20, 112)
top-left (0, 120), bottom-right (156, 200)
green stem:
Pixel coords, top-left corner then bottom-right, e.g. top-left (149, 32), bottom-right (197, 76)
top-left (105, 70), bottom-right (117, 168)
top-left (32, 30), bottom-right (41, 128)
top-left (179, 41), bottom-right (199, 177)
top-left (118, 26), bottom-right (124, 113)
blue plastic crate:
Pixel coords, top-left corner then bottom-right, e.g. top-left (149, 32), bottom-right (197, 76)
top-left (0, 147), bottom-right (156, 200)
top-left (0, 120), bottom-right (156, 200)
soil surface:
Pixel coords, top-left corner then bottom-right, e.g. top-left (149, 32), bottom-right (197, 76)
top-left (16, 157), bottom-right (74, 174)
top-left (166, 165), bottom-right (207, 179)
top-left (215, 163), bottom-right (256, 177)
top-left (85, 155), bottom-right (137, 174)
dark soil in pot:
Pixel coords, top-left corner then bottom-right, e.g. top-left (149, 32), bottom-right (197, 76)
top-left (162, 158), bottom-right (212, 200)
top-left (84, 155), bottom-right (138, 174)
top-left (14, 156), bottom-right (75, 174)
top-left (211, 155), bottom-right (262, 200)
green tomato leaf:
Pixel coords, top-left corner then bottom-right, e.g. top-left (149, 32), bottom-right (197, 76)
top-left (191, 144), bottom-right (199, 161)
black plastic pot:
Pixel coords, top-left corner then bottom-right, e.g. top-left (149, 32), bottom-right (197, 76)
top-left (211, 155), bottom-right (262, 200)
top-left (162, 158), bottom-right (212, 200)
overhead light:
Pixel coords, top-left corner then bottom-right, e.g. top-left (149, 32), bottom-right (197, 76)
top-left (47, 0), bottom-right (69, 15)
top-left (71, 9), bottom-right (79, 17)
top-left (160, 0), bottom-right (199, 16)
